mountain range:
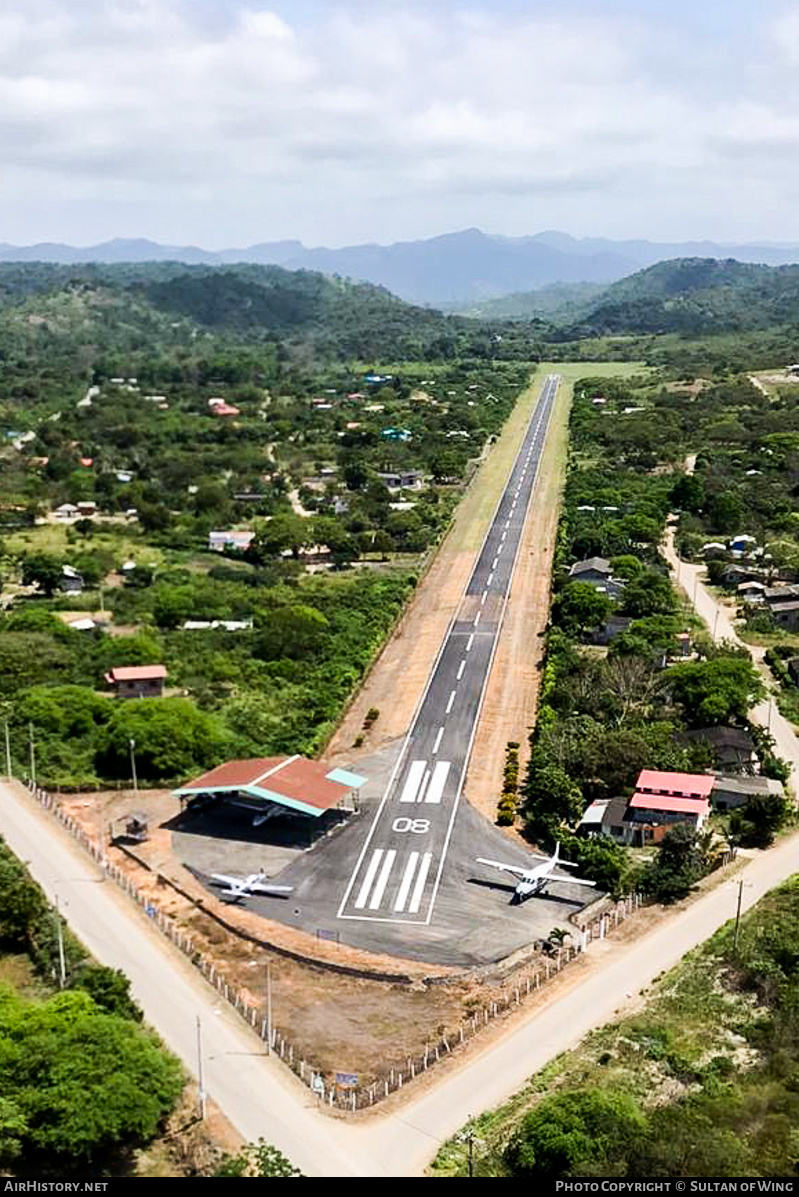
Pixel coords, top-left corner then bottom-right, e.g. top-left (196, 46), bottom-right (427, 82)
top-left (2, 229), bottom-right (798, 306)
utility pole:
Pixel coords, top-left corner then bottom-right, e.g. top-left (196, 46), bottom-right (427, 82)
top-left (28, 722), bottom-right (36, 787)
top-left (266, 961), bottom-right (273, 1056)
top-left (129, 738), bottom-right (138, 795)
top-left (54, 894), bottom-right (66, 989)
top-left (713, 607), bottom-right (720, 641)
top-left (196, 1015), bottom-right (206, 1120)
top-left (733, 878), bottom-right (745, 953)
top-left (4, 720), bottom-right (11, 779)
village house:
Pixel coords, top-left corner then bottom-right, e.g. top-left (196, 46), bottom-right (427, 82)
top-left (53, 503), bottom-right (81, 522)
top-left (60, 565), bottom-right (84, 594)
top-left (568, 557), bottom-right (627, 601)
top-left (680, 725), bottom-right (759, 774)
top-left (208, 530), bottom-right (254, 553)
top-left (622, 769), bottom-right (714, 845)
top-left (737, 580), bottom-right (766, 603)
top-left (711, 774), bottom-right (784, 812)
top-left (377, 470), bottom-right (424, 491)
top-left (105, 665), bottom-right (167, 699)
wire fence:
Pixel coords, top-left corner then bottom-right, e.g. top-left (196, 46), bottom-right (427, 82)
top-left (25, 778), bottom-right (642, 1111)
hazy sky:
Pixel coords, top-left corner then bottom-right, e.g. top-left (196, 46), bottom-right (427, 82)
top-left (2, 0), bottom-right (799, 248)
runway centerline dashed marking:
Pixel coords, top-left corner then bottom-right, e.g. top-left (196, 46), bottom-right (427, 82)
top-left (337, 373), bottom-right (560, 926)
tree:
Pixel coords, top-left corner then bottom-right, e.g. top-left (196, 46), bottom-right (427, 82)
top-left (249, 513), bottom-right (310, 561)
top-left (215, 1138), bottom-right (302, 1177)
top-left (666, 657), bottom-right (765, 725)
top-left (21, 552), bottom-right (63, 597)
top-left (640, 824), bottom-right (705, 904)
top-left (71, 965), bottom-right (143, 1022)
top-left (505, 1088), bottom-right (646, 1176)
top-left (621, 571), bottom-right (677, 618)
top-left (0, 843), bottom-right (48, 947)
top-left (0, 988), bottom-right (182, 1160)
top-left (0, 634), bottom-right (73, 699)
top-left (522, 760), bottom-right (584, 846)
top-left (669, 474), bottom-right (705, 514)
top-left (608, 554), bottom-right (644, 581)
top-left (552, 583), bottom-right (613, 637)
top-left (254, 605), bottom-right (329, 661)
top-left (96, 698), bottom-right (230, 782)
top-left (728, 791), bottom-right (790, 849)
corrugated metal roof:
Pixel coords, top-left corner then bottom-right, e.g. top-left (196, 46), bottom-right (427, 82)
top-left (629, 793), bottom-right (710, 815)
top-left (174, 755), bottom-right (365, 816)
top-left (636, 769), bottom-right (714, 799)
top-left (107, 665), bottom-right (167, 681)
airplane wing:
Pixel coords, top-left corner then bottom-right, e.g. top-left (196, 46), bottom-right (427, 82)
top-left (211, 873), bottom-right (244, 889)
top-left (476, 858), bottom-right (530, 879)
top-left (247, 882), bottom-right (294, 894)
top-left (550, 873), bottom-right (596, 888)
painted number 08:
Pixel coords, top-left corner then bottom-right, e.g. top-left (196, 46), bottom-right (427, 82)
top-left (392, 817), bottom-right (430, 834)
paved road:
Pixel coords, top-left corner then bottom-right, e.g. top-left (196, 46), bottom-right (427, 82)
top-left (337, 374), bottom-right (560, 927)
top-left (3, 776), bottom-right (799, 1177)
top-left (663, 528), bottom-right (798, 790)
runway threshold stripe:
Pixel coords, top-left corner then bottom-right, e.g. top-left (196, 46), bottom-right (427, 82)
top-left (393, 852), bottom-right (420, 912)
top-left (425, 761), bottom-right (451, 805)
top-left (407, 853), bottom-right (433, 914)
top-left (368, 849), bottom-right (397, 909)
top-left (354, 850), bottom-right (384, 909)
top-left (399, 759), bottom-right (427, 803)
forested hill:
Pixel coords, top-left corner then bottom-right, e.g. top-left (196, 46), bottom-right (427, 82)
top-left (0, 261), bottom-right (460, 361)
top-left (562, 257), bottom-right (799, 336)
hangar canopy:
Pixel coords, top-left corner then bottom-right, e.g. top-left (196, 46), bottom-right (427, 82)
top-left (173, 754), bottom-right (367, 819)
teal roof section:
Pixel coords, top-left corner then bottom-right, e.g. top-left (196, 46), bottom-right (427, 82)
top-left (326, 767), bottom-right (367, 789)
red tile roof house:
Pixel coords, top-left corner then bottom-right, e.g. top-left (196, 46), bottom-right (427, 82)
top-left (622, 769), bottom-right (714, 846)
top-left (105, 665), bottom-right (167, 699)
top-left (173, 756), bottom-right (366, 823)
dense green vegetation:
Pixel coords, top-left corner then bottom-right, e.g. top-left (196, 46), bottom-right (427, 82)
top-left (434, 875), bottom-right (799, 1178)
top-left (0, 838), bottom-right (182, 1171)
top-left (0, 262), bottom-right (544, 787)
top-left (522, 372), bottom-right (790, 897)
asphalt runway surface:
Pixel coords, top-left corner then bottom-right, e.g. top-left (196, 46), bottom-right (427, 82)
top-left (336, 373), bottom-right (560, 928)
top-left (179, 373), bottom-right (598, 964)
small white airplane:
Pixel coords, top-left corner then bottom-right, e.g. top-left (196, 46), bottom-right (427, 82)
top-left (210, 871), bottom-right (294, 903)
top-left (476, 842), bottom-right (596, 904)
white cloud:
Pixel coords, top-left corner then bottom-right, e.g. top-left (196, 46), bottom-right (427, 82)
top-left (0, 0), bottom-right (797, 243)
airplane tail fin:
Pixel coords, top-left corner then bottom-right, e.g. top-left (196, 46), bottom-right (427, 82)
top-left (553, 841), bottom-right (560, 864)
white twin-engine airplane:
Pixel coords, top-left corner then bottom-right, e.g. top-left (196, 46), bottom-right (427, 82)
top-left (476, 842), bottom-right (596, 904)
top-left (210, 871), bottom-right (294, 903)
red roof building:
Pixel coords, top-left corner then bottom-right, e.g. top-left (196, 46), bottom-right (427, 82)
top-left (173, 755), bottom-right (367, 820)
top-left (105, 665), bottom-right (167, 699)
top-left (623, 768), bottom-right (714, 843)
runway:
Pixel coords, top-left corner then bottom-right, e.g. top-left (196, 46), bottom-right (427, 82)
top-left (337, 374), bottom-right (560, 926)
